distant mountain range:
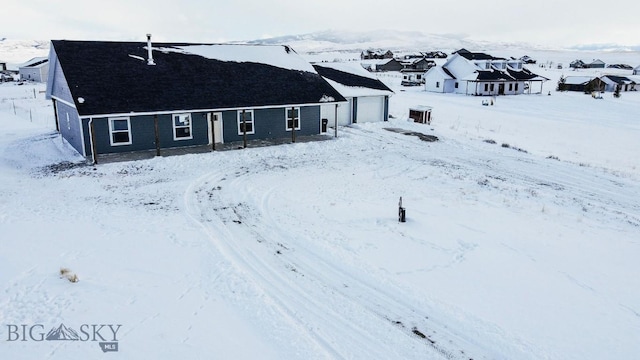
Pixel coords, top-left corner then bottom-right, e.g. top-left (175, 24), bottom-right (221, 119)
top-left (242, 29), bottom-right (550, 53)
top-left (2, 30), bottom-right (638, 66)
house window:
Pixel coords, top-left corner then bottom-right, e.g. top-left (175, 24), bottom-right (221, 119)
top-left (436, 81), bottom-right (440, 88)
top-left (285, 107), bottom-right (301, 131)
top-left (109, 117), bottom-right (132, 146)
top-left (172, 113), bottom-right (193, 140)
top-left (455, 82), bottom-right (459, 89)
top-left (417, 74), bottom-right (422, 80)
top-left (237, 110), bottom-right (255, 135)
top-left (509, 83), bottom-right (513, 91)
top-left (484, 84), bottom-right (489, 91)
top-left (490, 84), bottom-right (495, 92)
top-left (515, 83), bottom-right (519, 91)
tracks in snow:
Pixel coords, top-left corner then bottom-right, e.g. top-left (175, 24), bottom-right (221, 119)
top-left (183, 156), bottom-right (494, 358)
top-left (181, 124), bottom-right (640, 359)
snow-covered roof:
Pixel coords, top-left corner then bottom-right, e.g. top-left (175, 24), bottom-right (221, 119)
top-left (601, 75), bottom-right (635, 85)
top-left (312, 61), bottom-right (378, 80)
top-left (19, 56), bottom-right (48, 68)
top-left (313, 63), bottom-right (393, 97)
top-left (48, 40), bottom-right (346, 117)
top-left (563, 76), bottom-right (595, 85)
top-left (158, 44), bottom-right (315, 73)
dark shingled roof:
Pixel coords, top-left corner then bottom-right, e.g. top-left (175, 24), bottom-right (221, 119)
top-left (507, 68), bottom-right (546, 80)
top-left (455, 49), bottom-right (503, 61)
top-left (603, 75), bottom-right (634, 84)
top-left (475, 70), bottom-right (515, 81)
top-left (312, 65), bottom-right (393, 92)
top-left (51, 40), bottom-right (345, 117)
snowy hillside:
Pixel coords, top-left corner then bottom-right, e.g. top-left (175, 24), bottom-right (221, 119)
top-left (0, 39), bottom-right (50, 67)
top-left (1, 42), bottom-right (640, 359)
top-left (4, 29), bottom-right (639, 68)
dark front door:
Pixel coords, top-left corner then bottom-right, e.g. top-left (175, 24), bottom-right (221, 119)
top-left (498, 83), bottom-right (505, 95)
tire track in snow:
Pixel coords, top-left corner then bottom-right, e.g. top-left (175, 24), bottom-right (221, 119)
top-left (184, 167), bottom-right (408, 359)
top-left (343, 125), bottom-right (640, 230)
top-left (182, 143), bottom-right (537, 359)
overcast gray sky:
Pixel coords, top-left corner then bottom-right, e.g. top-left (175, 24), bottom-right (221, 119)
top-left (4, 0), bottom-right (640, 47)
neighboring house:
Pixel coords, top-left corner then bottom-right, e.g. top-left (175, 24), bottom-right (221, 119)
top-left (607, 64), bottom-right (633, 70)
top-left (402, 51), bottom-right (447, 59)
top-left (600, 75), bottom-right (636, 92)
top-left (46, 38), bottom-right (346, 163)
top-left (313, 62), bottom-right (393, 127)
top-left (424, 49), bottom-right (547, 95)
top-left (633, 65), bottom-right (640, 75)
top-left (402, 57), bottom-right (436, 70)
top-left (401, 69), bottom-right (426, 86)
top-left (557, 76), bottom-right (604, 92)
top-left (570, 59), bottom-right (606, 69)
top-left (570, 60), bottom-right (586, 69)
top-left (361, 58), bottom-right (404, 72)
top-left (19, 57), bottom-right (49, 82)
top-left (587, 59), bottom-right (606, 68)
top-left (361, 49), bottom-right (394, 60)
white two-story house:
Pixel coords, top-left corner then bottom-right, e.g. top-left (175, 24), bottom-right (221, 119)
top-left (424, 49), bottom-right (548, 96)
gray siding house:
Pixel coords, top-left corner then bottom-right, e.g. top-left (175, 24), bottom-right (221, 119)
top-left (19, 57), bottom-right (49, 82)
top-left (45, 38), bottom-right (345, 163)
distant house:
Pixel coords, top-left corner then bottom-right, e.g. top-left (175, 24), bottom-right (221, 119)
top-left (600, 75), bottom-right (636, 92)
top-left (607, 64), bottom-right (633, 70)
top-left (587, 59), bottom-right (606, 68)
top-left (570, 60), bottom-right (586, 69)
top-left (423, 49), bottom-right (548, 95)
top-left (313, 63), bottom-right (393, 127)
top-left (361, 58), bottom-right (403, 72)
top-left (557, 76), bottom-right (605, 92)
top-left (570, 59), bottom-right (606, 69)
top-left (402, 57), bottom-right (436, 71)
top-left (19, 57), bottom-right (49, 82)
top-left (634, 65), bottom-right (640, 75)
top-left (399, 58), bottom-right (435, 86)
top-left (45, 38), bottom-right (345, 163)
top-left (403, 51), bottom-right (447, 59)
top-left (360, 49), bottom-right (394, 60)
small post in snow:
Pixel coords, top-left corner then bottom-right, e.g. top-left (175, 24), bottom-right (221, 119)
top-left (398, 196), bottom-right (406, 223)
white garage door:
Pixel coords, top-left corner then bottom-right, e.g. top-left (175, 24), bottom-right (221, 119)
top-left (320, 100), bottom-right (352, 127)
top-left (355, 96), bottom-right (384, 123)
top-left (337, 99), bottom-right (352, 126)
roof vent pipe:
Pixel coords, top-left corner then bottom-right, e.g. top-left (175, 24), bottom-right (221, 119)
top-left (146, 34), bottom-right (155, 66)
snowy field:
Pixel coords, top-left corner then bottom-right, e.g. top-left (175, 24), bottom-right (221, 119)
top-left (1, 57), bottom-right (639, 359)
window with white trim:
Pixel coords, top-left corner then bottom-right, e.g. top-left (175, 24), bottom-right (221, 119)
top-left (173, 113), bottom-right (193, 140)
top-left (237, 110), bottom-right (255, 135)
top-left (109, 117), bottom-right (132, 146)
top-left (285, 107), bottom-right (301, 131)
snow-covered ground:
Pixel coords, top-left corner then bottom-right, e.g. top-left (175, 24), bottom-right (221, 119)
top-left (1, 59), bottom-right (639, 359)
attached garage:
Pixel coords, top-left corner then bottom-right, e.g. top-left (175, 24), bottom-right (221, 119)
top-left (319, 100), bottom-right (351, 128)
top-left (314, 63), bottom-right (393, 128)
top-left (354, 96), bottom-right (385, 123)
